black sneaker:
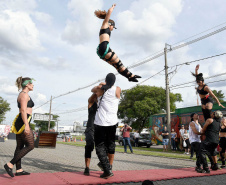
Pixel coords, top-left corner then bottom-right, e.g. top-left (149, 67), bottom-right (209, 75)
top-left (203, 168), bottom-right (210, 173)
top-left (100, 171), bottom-right (114, 179)
top-left (83, 167), bottom-right (90, 176)
top-left (211, 163), bottom-right (219, 171)
top-left (221, 165), bottom-right (225, 168)
top-left (196, 167), bottom-right (205, 173)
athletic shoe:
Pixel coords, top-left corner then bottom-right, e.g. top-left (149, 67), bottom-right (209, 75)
top-left (211, 163), bottom-right (219, 171)
top-left (4, 164), bottom-right (14, 177)
top-left (196, 167), bottom-right (205, 173)
top-left (220, 165), bottom-right (225, 168)
top-left (83, 167), bottom-right (90, 176)
top-left (15, 171), bottom-right (30, 176)
top-left (203, 168), bottom-right (210, 173)
top-left (100, 171), bottom-right (114, 179)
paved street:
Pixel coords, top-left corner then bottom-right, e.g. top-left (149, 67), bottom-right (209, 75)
top-left (0, 140), bottom-right (225, 184)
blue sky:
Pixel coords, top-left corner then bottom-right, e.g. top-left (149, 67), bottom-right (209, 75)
top-left (0, 0), bottom-right (226, 126)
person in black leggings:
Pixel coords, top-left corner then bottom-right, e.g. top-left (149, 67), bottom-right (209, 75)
top-left (83, 93), bottom-right (97, 175)
top-left (95, 4), bottom-right (141, 82)
top-left (219, 117), bottom-right (226, 168)
top-left (4, 77), bottom-right (35, 177)
top-left (199, 110), bottom-right (223, 173)
top-left (192, 64), bottom-right (225, 121)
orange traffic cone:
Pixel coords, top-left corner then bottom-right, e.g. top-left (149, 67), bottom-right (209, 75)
top-left (74, 138), bottom-right (76, 142)
top-left (68, 138), bottom-right (71, 142)
top-left (63, 137), bottom-right (65, 142)
top-left (80, 137), bottom-right (83, 141)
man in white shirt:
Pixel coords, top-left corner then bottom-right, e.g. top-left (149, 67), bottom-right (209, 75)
top-left (92, 73), bottom-right (121, 179)
top-left (134, 130), bottom-right (140, 147)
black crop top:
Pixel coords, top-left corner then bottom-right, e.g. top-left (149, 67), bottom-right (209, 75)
top-left (99, 27), bottom-right (111, 37)
top-left (220, 127), bottom-right (226, 133)
top-left (17, 96), bottom-right (34, 108)
top-left (197, 84), bottom-right (208, 95)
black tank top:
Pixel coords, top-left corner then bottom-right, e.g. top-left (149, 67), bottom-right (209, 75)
top-left (205, 119), bottom-right (221, 144)
top-left (99, 27), bottom-right (111, 37)
top-left (197, 84), bottom-right (208, 95)
top-left (86, 102), bottom-right (97, 128)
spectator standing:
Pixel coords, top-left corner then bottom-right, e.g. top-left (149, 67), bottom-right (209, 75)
top-left (183, 129), bottom-right (190, 154)
top-left (189, 113), bottom-right (202, 172)
top-left (162, 126), bottom-right (169, 152)
top-left (134, 130), bottom-right (140, 147)
top-left (171, 129), bottom-right (177, 151)
top-left (121, 124), bottom-right (133, 153)
top-left (179, 125), bottom-right (185, 150)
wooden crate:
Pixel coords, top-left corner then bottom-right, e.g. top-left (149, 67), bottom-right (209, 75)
top-left (35, 131), bottom-right (58, 148)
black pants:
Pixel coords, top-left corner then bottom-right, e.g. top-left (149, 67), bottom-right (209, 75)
top-left (171, 138), bottom-right (176, 150)
top-left (84, 127), bottom-right (94, 158)
top-left (219, 137), bottom-right (226, 165)
top-left (200, 141), bottom-right (218, 168)
top-left (10, 129), bottom-right (34, 170)
top-left (191, 142), bottom-right (201, 167)
top-left (94, 124), bottom-right (117, 172)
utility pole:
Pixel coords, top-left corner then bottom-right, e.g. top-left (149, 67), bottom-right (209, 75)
top-left (48, 96), bottom-right (52, 131)
top-left (164, 43), bottom-right (171, 148)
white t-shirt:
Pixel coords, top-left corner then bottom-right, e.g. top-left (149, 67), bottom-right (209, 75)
top-left (189, 121), bottom-right (201, 143)
top-left (94, 86), bottom-right (119, 126)
top-left (134, 132), bottom-right (140, 138)
top-left (179, 129), bottom-right (185, 137)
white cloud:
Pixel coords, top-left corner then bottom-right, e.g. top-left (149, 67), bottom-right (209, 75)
top-left (33, 11), bottom-right (52, 25)
top-left (116, 0), bottom-right (182, 52)
top-left (61, 0), bottom-right (103, 44)
top-left (0, 10), bottom-right (42, 52)
top-left (0, 0), bottom-right (37, 12)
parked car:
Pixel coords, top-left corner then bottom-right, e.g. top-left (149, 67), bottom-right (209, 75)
top-left (118, 133), bottom-right (152, 148)
top-left (57, 134), bottom-right (63, 138)
top-left (62, 133), bottom-right (73, 140)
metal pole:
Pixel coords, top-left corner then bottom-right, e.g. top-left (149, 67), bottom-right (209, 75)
top-left (164, 44), bottom-right (171, 149)
top-left (48, 96), bottom-right (52, 131)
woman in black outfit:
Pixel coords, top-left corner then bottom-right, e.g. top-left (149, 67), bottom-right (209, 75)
top-left (95, 4), bottom-right (141, 82)
top-left (4, 77), bottom-right (35, 177)
top-left (83, 93), bottom-right (98, 176)
top-left (219, 117), bottom-right (226, 168)
top-left (192, 64), bottom-right (225, 121)
top-left (199, 110), bottom-right (223, 173)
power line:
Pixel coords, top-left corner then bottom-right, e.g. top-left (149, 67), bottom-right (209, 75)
top-left (170, 71), bottom-right (226, 88)
top-left (34, 24), bottom-right (226, 110)
top-left (169, 52), bottom-right (226, 68)
top-left (170, 79), bottom-right (226, 90)
top-left (171, 21), bottom-right (226, 46)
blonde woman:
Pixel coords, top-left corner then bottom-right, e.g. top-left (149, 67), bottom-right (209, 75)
top-left (4, 77), bottom-right (35, 177)
top-left (95, 4), bottom-right (141, 82)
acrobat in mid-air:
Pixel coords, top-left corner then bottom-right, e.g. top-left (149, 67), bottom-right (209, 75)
top-left (95, 4), bottom-right (141, 82)
top-left (192, 64), bottom-right (225, 121)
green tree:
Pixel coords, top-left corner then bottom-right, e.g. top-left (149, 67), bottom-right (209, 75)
top-left (118, 85), bottom-right (182, 132)
top-left (0, 96), bottom-right (11, 124)
top-left (212, 90), bottom-right (225, 103)
top-left (30, 123), bottom-right (36, 131)
top-left (34, 114), bottom-right (59, 131)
